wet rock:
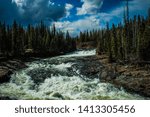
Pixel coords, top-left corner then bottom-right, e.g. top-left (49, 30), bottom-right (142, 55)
top-left (0, 96), bottom-right (17, 100)
top-left (97, 53), bottom-right (150, 97)
top-left (28, 68), bottom-right (74, 85)
top-left (84, 66), bottom-right (99, 75)
top-left (0, 60), bottom-right (26, 71)
top-left (74, 56), bottom-right (102, 79)
top-left (0, 69), bottom-right (13, 83)
top-left (113, 77), bottom-right (150, 97)
top-left (52, 92), bottom-right (64, 99)
top-left (99, 68), bottom-right (118, 81)
top-left (100, 69), bottom-right (108, 79)
top-left (0, 59), bottom-right (26, 84)
top-left (99, 66), bottom-right (150, 97)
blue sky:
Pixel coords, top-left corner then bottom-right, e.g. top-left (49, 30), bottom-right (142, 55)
top-left (0, 0), bottom-right (150, 36)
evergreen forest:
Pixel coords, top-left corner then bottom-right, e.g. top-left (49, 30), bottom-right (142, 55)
top-left (77, 9), bottom-right (150, 62)
top-left (0, 21), bottom-right (76, 58)
top-left (0, 9), bottom-right (150, 62)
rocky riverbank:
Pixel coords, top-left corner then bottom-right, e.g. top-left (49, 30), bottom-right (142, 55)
top-left (0, 59), bottom-right (26, 84)
top-left (0, 59), bottom-right (27, 99)
top-left (98, 54), bottom-right (150, 98)
top-left (0, 52), bottom-right (149, 99)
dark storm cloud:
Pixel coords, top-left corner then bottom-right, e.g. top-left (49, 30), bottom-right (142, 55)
top-left (0, 0), bottom-right (19, 23)
top-left (0, 0), bottom-right (66, 24)
top-left (19, 0), bottom-right (66, 24)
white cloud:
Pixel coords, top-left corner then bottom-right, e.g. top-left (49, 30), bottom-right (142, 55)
top-left (54, 15), bottom-right (102, 36)
top-left (77, 0), bottom-right (103, 15)
top-left (11, 0), bottom-right (150, 36)
top-left (65, 3), bottom-right (73, 10)
top-left (65, 3), bottom-right (74, 17)
top-left (12, 0), bottom-right (24, 6)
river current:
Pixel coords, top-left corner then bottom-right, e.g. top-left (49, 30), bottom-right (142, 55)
top-left (0, 50), bottom-right (145, 100)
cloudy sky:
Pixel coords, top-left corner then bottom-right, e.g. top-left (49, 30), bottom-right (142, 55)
top-left (0, 0), bottom-right (150, 36)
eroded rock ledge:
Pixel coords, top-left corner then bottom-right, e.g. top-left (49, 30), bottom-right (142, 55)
top-left (0, 69), bottom-right (12, 83)
top-left (98, 55), bottom-right (150, 98)
top-left (0, 59), bottom-right (26, 84)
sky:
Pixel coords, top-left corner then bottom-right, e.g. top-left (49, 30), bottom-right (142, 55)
top-left (0, 0), bottom-right (150, 36)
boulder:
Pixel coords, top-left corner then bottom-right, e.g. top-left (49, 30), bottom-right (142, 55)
top-left (99, 68), bottom-right (117, 81)
top-left (0, 69), bottom-right (12, 83)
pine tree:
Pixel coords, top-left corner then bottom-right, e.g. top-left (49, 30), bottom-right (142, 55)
top-left (0, 22), bottom-right (2, 55)
top-left (52, 24), bottom-right (56, 37)
top-left (44, 29), bottom-right (51, 51)
top-left (111, 24), bottom-right (118, 60)
top-left (17, 25), bottom-right (25, 56)
top-left (6, 25), bottom-right (12, 56)
top-left (139, 18), bottom-right (150, 60)
top-left (106, 22), bottom-right (113, 62)
top-left (1, 23), bottom-right (7, 56)
top-left (12, 21), bottom-right (18, 56)
top-left (148, 8), bottom-right (150, 19)
top-left (117, 23), bottom-right (124, 60)
top-left (27, 24), bottom-right (33, 50)
top-left (137, 16), bottom-right (145, 60)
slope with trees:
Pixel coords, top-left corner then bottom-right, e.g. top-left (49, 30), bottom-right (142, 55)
top-left (0, 21), bottom-right (76, 58)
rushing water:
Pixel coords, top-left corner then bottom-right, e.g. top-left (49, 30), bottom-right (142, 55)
top-left (0, 50), bottom-right (145, 100)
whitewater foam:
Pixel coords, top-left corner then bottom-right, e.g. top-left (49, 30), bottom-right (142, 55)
top-left (61, 49), bottom-right (96, 57)
top-left (51, 63), bottom-right (74, 71)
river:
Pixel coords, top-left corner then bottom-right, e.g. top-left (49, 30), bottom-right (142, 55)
top-left (0, 50), bottom-right (145, 100)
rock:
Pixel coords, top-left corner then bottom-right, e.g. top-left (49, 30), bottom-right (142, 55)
top-left (0, 59), bottom-right (26, 71)
top-left (0, 59), bottom-right (26, 84)
top-left (99, 68), bottom-right (117, 81)
top-left (0, 96), bottom-right (17, 100)
top-left (98, 54), bottom-right (150, 97)
top-left (0, 69), bottom-right (13, 83)
top-left (72, 56), bottom-right (102, 79)
top-left (100, 69), bottom-right (108, 79)
top-left (111, 74), bottom-right (150, 97)
top-left (52, 92), bottom-right (64, 99)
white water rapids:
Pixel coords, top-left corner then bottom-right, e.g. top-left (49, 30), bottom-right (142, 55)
top-left (0, 50), bottom-right (145, 100)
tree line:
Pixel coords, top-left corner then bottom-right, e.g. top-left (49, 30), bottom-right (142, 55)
top-left (77, 9), bottom-right (150, 62)
top-left (0, 21), bottom-right (76, 58)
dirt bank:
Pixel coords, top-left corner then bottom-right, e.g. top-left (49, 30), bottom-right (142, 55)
top-left (98, 54), bottom-right (150, 98)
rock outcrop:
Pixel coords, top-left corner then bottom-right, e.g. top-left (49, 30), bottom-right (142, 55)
top-left (99, 63), bottom-right (150, 98)
top-left (73, 56), bottom-right (102, 79)
top-left (0, 69), bottom-right (12, 83)
top-left (0, 59), bottom-right (26, 84)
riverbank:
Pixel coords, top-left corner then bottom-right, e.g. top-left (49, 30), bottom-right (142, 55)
top-left (0, 49), bottom-right (144, 100)
top-left (0, 59), bottom-right (27, 84)
top-left (0, 50), bottom-right (74, 84)
top-left (0, 49), bottom-right (149, 99)
top-left (0, 58), bottom-right (27, 99)
top-left (98, 54), bottom-right (150, 98)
